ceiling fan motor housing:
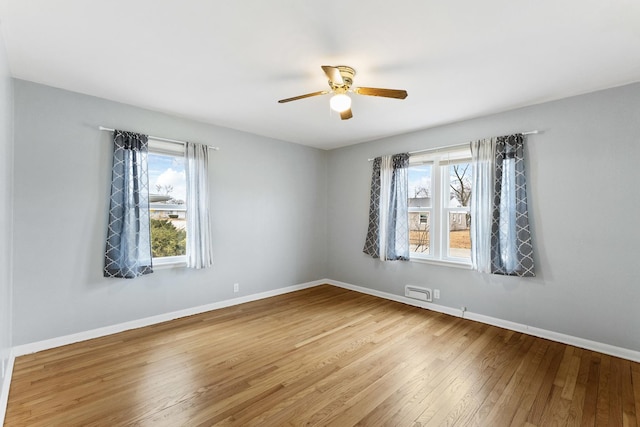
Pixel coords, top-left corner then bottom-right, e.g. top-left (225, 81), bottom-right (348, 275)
top-left (331, 65), bottom-right (355, 89)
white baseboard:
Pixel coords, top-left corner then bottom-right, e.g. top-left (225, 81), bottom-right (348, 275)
top-left (0, 350), bottom-right (15, 426)
top-left (13, 279), bottom-right (325, 357)
top-left (327, 279), bottom-right (463, 317)
top-left (463, 311), bottom-right (640, 363)
top-left (325, 279), bottom-right (640, 363)
top-left (11, 277), bottom-right (640, 365)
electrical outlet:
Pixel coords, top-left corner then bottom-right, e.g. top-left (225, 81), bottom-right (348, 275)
top-left (434, 289), bottom-right (440, 299)
top-left (233, 283), bottom-right (239, 293)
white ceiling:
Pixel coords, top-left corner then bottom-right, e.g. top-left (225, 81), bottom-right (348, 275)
top-left (1, 1), bottom-right (639, 150)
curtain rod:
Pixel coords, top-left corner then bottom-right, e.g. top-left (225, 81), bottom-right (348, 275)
top-left (368, 130), bottom-right (539, 161)
top-left (98, 126), bottom-right (220, 151)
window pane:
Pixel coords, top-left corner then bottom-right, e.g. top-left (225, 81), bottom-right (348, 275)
top-left (448, 211), bottom-right (470, 259)
top-left (408, 164), bottom-right (432, 207)
top-left (148, 152), bottom-right (187, 258)
top-left (409, 163), bottom-right (432, 255)
top-left (448, 162), bottom-right (471, 207)
top-left (410, 211), bottom-right (430, 254)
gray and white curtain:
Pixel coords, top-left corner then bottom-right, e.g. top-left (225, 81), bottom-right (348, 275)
top-left (363, 153), bottom-right (410, 261)
top-left (185, 142), bottom-right (213, 269)
top-left (470, 134), bottom-right (535, 276)
top-left (104, 130), bottom-right (153, 278)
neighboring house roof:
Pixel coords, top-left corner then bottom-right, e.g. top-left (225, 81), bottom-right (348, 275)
top-left (149, 194), bottom-right (171, 203)
top-left (409, 197), bottom-right (430, 208)
top-left (409, 197), bottom-right (465, 208)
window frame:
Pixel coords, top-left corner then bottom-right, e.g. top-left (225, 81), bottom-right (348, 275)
top-left (148, 139), bottom-right (188, 268)
top-left (409, 147), bottom-right (473, 268)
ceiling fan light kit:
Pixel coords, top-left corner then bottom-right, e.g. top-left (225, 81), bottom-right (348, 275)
top-left (329, 93), bottom-right (351, 113)
top-left (278, 65), bottom-right (407, 120)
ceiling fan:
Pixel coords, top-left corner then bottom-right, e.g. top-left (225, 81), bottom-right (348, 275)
top-left (278, 65), bottom-right (408, 120)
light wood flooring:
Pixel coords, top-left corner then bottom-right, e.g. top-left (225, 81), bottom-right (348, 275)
top-left (5, 285), bottom-right (640, 426)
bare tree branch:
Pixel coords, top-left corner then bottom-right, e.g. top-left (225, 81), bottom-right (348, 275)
top-left (450, 164), bottom-right (471, 207)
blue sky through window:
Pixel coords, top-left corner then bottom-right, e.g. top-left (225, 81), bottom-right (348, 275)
top-left (408, 165), bottom-right (432, 198)
top-left (148, 152), bottom-right (186, 203)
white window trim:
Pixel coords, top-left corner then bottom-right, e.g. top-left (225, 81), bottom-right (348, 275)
top-left (409, 147), bottom-right (472, 267)
top-left (153, 256), bottom-right (187, 269)
top-left (148, 139), bottom-right (188, 267)
top-left (410, 256), bottom-right (473, 269)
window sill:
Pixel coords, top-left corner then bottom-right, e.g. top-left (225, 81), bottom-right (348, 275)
top-left (153, 256), bottom-right (187, 270)
top-left (409, 256), bottom-right (472, 270)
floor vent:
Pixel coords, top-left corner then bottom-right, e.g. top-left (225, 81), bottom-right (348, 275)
top-left (405, 285), bottom-right (432, 302)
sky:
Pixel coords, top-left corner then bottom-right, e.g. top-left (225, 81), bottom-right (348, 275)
top-left (408, 165), bottom-right (431, 199)
top-left (148, 152), bottom-right (186, 203)
top-left (408, 162), bottom-right (472, 206)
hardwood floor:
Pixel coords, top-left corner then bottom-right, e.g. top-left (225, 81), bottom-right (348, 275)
top-left (5, 285), bottom-right (640, 426)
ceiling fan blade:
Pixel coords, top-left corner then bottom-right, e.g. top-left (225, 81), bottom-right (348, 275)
top-left (321, 65), bottom-right (344, 86)
top-left (278, 91), bottom-right (328, 103)
top-left (340, 108), bottom-right (353, 120)
top-left (354, 87), bottom-right (408, 99)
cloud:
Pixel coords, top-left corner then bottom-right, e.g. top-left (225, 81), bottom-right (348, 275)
top-left (154, 168), bottom-right (186, 202)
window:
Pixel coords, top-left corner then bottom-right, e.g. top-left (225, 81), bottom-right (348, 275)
top-left (408, 146), bottom-right (472, 265)
top-left (148, 139), bottom-right (187, 266)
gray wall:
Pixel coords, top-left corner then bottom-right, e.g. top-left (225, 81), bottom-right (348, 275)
top-left (327, 83), bottom-right (640, 352)
top-left (0, 24), bottom-right (13, 393)
top-left (12, 80), bottom-right (327, 345)
top-left (9, 78), bottom-right (640, 354)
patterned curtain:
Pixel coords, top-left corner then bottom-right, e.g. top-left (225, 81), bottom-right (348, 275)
top-left (104, 130), bottom-right (153, 279)
top-left (470, 134), bottom-right (535, 276)
top-left (363, 153), bottom-right (410, 261)
top-left (185, 142), bottom-right (213, 269)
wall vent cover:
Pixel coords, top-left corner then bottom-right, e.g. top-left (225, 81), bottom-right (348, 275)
top-left (405, 285), bottom-right (432, 302)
